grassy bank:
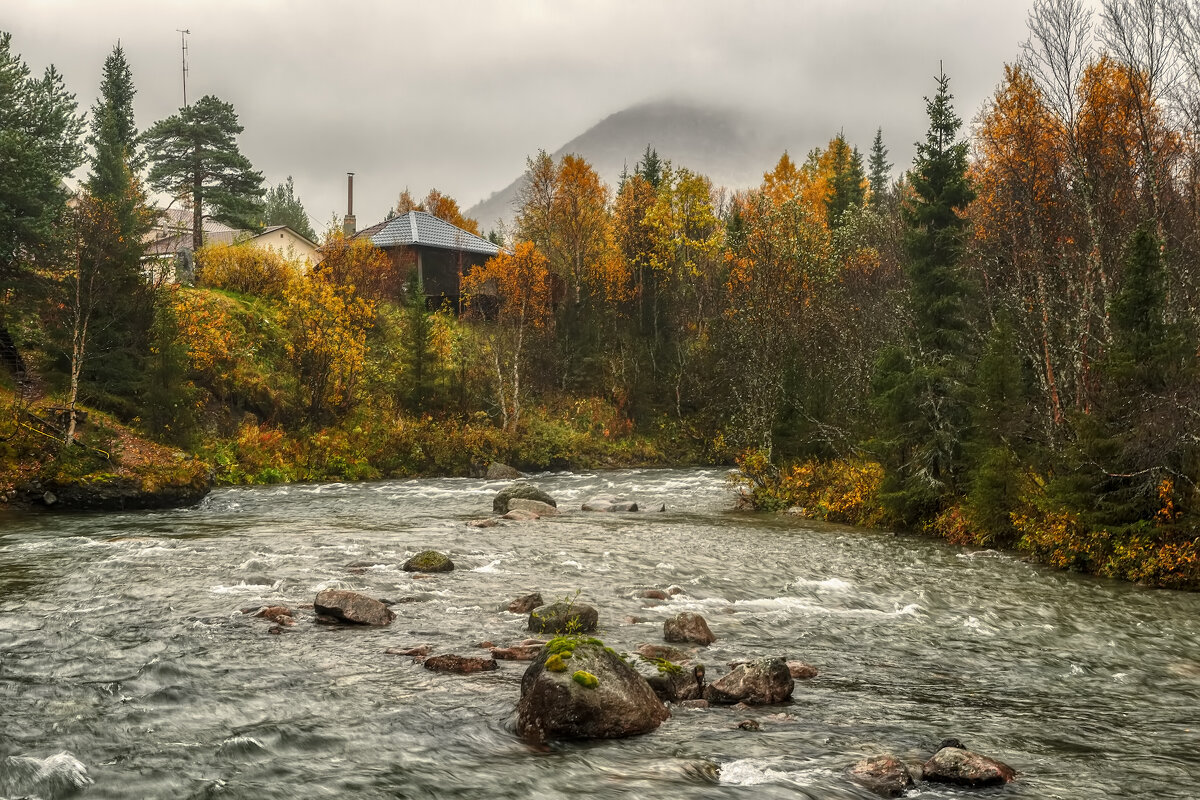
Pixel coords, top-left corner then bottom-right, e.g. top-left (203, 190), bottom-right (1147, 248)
top-left (732, 450), bottom-right (1200, 591)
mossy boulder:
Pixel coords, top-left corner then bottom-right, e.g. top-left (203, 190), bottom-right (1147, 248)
top-left (515, 639), bottom-right (669, 741)
top-left (528, 601), bottom-right (598, 634)
top-left (402, 550), bottom-right (454, 573)
top-left (493, 481), bottom-right (556, 513)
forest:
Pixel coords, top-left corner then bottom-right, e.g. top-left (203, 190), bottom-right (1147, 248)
top-left (1, 0), bottom-right (1199, 588)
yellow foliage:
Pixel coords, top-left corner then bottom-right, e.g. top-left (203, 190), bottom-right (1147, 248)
top-left (197, 242), bottom-right (299, 298)
top-left (283, 273), bottom-right (374, 416)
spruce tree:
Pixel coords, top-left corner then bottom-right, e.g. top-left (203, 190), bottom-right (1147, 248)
top-left (263, 176), bottom-right (317, 241)
top-left (868, 127), bottom-right (892, 206)
top-left (402, 270), bottom-right (436, 410)
top-left (827, 136), bottom-right (866, 228)
top-left (82, 43), bottom-right (156, 412)
top-left (144, 95), bottom-right (265, 252)
top-left (636, 145), bottom-right (663, 188)
top-left (870, 71), bottom-right (977, 524)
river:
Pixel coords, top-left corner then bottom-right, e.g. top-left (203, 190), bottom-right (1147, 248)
top-left (1, 468), bottom-right (1198, 798)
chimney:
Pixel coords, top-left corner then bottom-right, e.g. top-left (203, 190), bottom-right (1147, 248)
top-left (342, 172), bottom-right (356, 236)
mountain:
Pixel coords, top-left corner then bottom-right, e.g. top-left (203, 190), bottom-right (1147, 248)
top-left (466, 99), bottom-right (813, 231)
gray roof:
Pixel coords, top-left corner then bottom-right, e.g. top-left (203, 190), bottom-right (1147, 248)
top-left (370, 210), bottom-right (500, 256)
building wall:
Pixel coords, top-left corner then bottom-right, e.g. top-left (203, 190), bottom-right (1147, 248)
top-left (248, 228), bottom-right (320, 267)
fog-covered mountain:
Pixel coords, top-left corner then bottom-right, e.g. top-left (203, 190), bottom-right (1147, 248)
top-left (466, 99), bottom-right (815, 231)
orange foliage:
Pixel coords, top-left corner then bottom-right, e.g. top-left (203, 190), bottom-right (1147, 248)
top-left (197, 241), bottom-right (299, 298)
top-left (396, 188), bottom-right (481, 235)
top-left (462, 240), bottom-right (552, 329)
top-left (315, 230), bottom-right (399, 301)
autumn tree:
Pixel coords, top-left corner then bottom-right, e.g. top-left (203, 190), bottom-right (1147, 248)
top-left (315, 230), bottom-right (399, 302)
top-left (394, 188), bottom-right (481, 235)
top-left (872, 71), bottom-right (977, 524)
top-left (144, 95), bottom-right (265, 253)
top-left (461, 241), bottom-right (553, 432)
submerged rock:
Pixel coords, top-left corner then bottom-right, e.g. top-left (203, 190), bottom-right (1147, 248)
top-left (424, 654), bottom-right (499, 674)
top-left (664, 612), bottom-right (716, 645)
top-left (515, 639), bottom-right (669, 742)
top-left (847, 755), bottom-right (917, 797)
top-left (385, 645), bottom-right (431, 658)
top-left (705, 657), bottom-right (793, 705)
top-left (508, 498), bottom-right (560, 517)
top-left (0, 752), bottom-right (94, 798)
top-left (402, 550), bottom-right (454, 573)
top-left (640, 588), bottom-right (669, 600)
top-left (467, 518), bottom-right (498, 528)
top-left (581, 494), bottom-right (639, 512)
top-left (493, 482), bottom-right (556, 513)
top-left (506, 592), bottom-right (543, 614)
top-left (787, 661), bottom-right (819, 680)
top-left (922, 741), bottom-right (1015, 787)
top-left (528, 602), bottom-right (598, 634)
top-left (486, 461), bottom-right (522, 480)
top-left (491, 644), bottom-right (543, 661)
top-left (313, 589), bottom-right (395, 626)
top-left (253, 605), bottom-right (295, 625)
top-left (636, 643), bottom-right (689, 663)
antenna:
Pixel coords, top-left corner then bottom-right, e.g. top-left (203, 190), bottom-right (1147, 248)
top-left (177, 29), bottom-right (190, 107)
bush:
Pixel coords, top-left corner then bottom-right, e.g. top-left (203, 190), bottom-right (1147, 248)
top-left (197, 242), bottom-right (299, 298)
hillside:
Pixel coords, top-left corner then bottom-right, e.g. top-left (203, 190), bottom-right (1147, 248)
top-left (466, 99), bottom-right (812, 230)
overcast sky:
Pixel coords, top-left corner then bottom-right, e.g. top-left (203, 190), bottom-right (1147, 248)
top-left (5, 1), bottom-right (1035, 232)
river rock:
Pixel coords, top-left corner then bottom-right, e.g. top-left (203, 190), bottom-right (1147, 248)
top-left (506, 592), bottom-right (543, 614)
top-left (402, 550), bottom-right (454, 573)
top-left (581, 494), bottom-right (639, 512)
top-left (922, 741), bottom-right (1015, 787)
top-left (313, 589), bottom-right (395, 626)
top-left (486, 461), bottom-right (522, 480)
top-left (423, 654), bottom-right (498, 674)
top-left (385, 645), bottom-right (430, 657)
top-left (664, 612), bottom-right (716, 645)
top-left (253, 605), bottom-right (295, 625)
top-left (503, 508), bottom-right (540, 521)
top-left (787, 661), bottom-right (819, 680)
top-left (636, 643), bottom-right (689, 663)
top-left (493, 482), bottom-right (556, 513)
top-left (467, 518), bottom-right (498, 528)
top-left (647, 664), bottom-right (706, 703)
top-left (508, 498), bottom-right (560, 517)
top-left (514, 640), bottom-right (669, 742)
top-left (490, 644), bottom-right (543, 661)
top-left (847, 755), bottom-right (916, 797)
top-left (705, 657), bottom-right (793, 705)
top-left (737, 719), bottom-right (761, 731)
top-left (641, 588), bottom-right (669, 600)
top-left (528, 602), bottom-right (598, 634)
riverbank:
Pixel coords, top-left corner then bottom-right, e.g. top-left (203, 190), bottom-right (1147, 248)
top-left (0, 388), bottom-right (211, 512)
top-left (731, 450), bottom-right (1200, 591)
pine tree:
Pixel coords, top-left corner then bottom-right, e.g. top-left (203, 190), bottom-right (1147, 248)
top-left (402, 270), bottom-right (436, 410)
top-left (144, 95), bottom-right (265, 253)
top-left (263, 176), bottom-right (317, 241)
top-left (636, 145), bottom-right (663, 188)
top-left (827, 136), bottom-right (866, 228)
top-left (870, 71), bottom-right (977, 524)
top-left (82, 43), bottom-right (156, 413)
top-left (868, 127), bottom-right (892, 206)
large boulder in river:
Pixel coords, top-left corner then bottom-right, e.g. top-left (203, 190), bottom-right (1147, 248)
top-left (664, 612), bottom-right (716, 645)
top-left (847, 755), bottom-right (916, 798)
top-left (646, 664), bottom-right (706, 703)
top-left (922, 741), bottom-right (1015, 787)
top-left (705, 657), bottom-right (793, 705)
top-left (493, 482), bottom-right (557, 513)
top-left (402, 550), bottom-right (454, 573)
top-left (423, 654), bottom-right (498, 674)
top-left (515, 639), bottom-right (669, 742)
top-left (486, 461), bottom-right (522, 480)
top-left (313, 589), bottom-right (395, 626)
top-left (528, 602), bottom-right (598, 634)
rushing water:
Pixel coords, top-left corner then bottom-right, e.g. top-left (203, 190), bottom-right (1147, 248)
top-left (1, 468), bottom-right (1198, 799)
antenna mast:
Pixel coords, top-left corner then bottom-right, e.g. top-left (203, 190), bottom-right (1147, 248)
top-left (177, 29), bottom-right (190, 107)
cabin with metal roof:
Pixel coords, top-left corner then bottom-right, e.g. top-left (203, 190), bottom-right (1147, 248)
top-left (362, 210), bottom-right (501, 310)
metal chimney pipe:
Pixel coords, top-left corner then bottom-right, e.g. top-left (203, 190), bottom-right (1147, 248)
top-left (343, 172), bottom-right (356, 236)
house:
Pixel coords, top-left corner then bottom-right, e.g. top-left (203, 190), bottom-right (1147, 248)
top-left (247, 225), bottom-right (320, 266)
top-left (359, 210), bottom-right (500, 310)
top-left (142, 208), bottom-right (320, 281)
